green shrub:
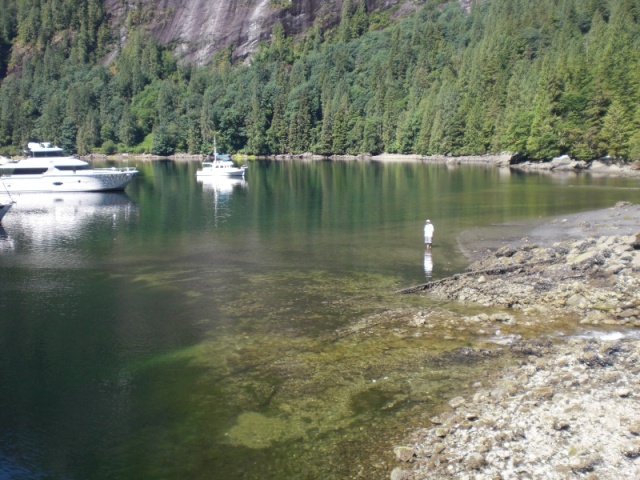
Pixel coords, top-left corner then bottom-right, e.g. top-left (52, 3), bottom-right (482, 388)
top-left (102, 140), bottom-right (118, 155)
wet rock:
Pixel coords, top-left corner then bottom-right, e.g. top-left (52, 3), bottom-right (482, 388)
top-left (393, 446), bottom-right (415, 462)
top-left (616, 388), bottom-right (632, 398)
top-left (490, 312), bottom-right (516, 325)
top-left (551, 417), bottom-right (571, 431)
top-left (510, 339), bottom-right (552, 356)
top-left (567, 294), bottom-right (587, 307)
top-left (580, 350), bottom-right (614, 367)
top-left (569, 453), bottom-right (602, 473)
top-left (628, 420), bottom-right (640, 436)
top-left (496, 245), bottom-right (517, 257)
top-left (622, 440), bottom-right (640, 459)
top-left (432, 442), bottom-right (446, 454)
top-left (434, 427), bottom-right (449, 438)
top-left (466, 452), bottom-right (486, 469)
top-left (429, 415), bottom-right (443, 425)
top-left (448, 396), bottom-right (466, 409)
top-left (389, 467), bottom-right (409, 480)
top-left (530, 386), bottom-right (554, 400)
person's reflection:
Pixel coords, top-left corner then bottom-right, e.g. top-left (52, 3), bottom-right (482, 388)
top-left (423, 249), bottom-right (433, 280)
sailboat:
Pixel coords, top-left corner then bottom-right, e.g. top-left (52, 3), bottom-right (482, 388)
top-left (196, 139), bottom-right (247, 178)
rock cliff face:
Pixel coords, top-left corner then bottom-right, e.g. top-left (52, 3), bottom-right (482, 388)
top-left (104, 0), bottom-right (420, 65)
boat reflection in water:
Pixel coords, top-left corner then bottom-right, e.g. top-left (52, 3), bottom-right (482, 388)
top-left (198, 176), bottom-right (247, 226)
top-left (2, 192), bottom-right (136, 259)
top-left (198, 176), bottom-right (248, 195)
top-left (0, 226), bottom-right (14, 252)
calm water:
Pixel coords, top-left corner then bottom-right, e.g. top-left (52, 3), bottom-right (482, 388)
top-left (1, 160), bottom-right (639, 479)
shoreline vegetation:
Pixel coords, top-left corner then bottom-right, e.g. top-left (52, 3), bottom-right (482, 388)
top-left (391, 203), bottom-right (640, 479)
top-left (3, 0), bottom-right (640, 195)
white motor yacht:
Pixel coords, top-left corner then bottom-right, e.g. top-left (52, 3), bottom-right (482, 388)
top-left (0, 142), bottom-right (138, 192)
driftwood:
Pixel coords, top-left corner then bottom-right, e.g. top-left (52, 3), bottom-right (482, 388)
top-left (396, 259), bottom-right (557, 294)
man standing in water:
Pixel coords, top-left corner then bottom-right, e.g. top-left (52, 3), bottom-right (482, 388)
top-left (424, 219), bottom-right (434, 249)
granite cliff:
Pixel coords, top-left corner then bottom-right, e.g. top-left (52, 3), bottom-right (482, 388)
top-left (104, 0), bottom-right (425, 65)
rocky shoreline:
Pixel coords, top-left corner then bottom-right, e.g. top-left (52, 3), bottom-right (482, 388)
top-left (76, 152), bottom-right (640, 178)
top-left (391, 202), bottom-right (640, 479)
top-left (263, 153), bottom-right (640, 178)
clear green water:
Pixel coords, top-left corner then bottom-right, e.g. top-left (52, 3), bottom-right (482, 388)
top-left (0, 160), bottom-right (638, 479)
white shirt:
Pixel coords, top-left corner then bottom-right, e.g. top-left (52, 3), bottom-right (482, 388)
top-left (424, 223), bottom-right (434, 237)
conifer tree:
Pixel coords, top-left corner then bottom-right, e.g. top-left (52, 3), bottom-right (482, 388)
top-left (151, 122), bottom-right (174, 156)
top-left (362, 116), bottom-right (382, 155)
top-left (76, 109), bottom-right (100, 154)
top-left (267, 89), bottom-right (288, 153)
top-left (340, 0), bottom-right (354, 43)
top-left (247, 90), bottom-right (269, 154)
top-left (525, 59), bottom-right (562, 159)
top-left (59, 117), bottom-right (78, 153)
top-left (118, 110), bottom-right (138, 147)
top-left (288, 89), bottom-right (312, 153)
top-left (600, 100), bottom-right (630, 158)
top-left (628, 109), bottom-right (640, 161)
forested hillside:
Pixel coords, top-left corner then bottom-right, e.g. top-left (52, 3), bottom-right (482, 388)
top-left (1, 0), bottom-right (639, 161)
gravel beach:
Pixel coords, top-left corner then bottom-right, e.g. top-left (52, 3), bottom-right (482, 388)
top-left (392, 202), bottom-right (640, 480)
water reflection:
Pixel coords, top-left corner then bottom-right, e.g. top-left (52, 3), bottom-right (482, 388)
top-left (1, 192), bottom-right (136, 257)
top-left (423, 249), bottom-right (433, 279)
top-left (498, 167), bottom-right (512, 179)
top-left (0, 226), bottom-right (14, 253)
top-left (198, 176), bottom-right (247, 226)
top-left (198, 176), bottom-right (248, 195)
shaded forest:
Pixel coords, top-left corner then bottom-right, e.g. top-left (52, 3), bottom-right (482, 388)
top-left (1, 0), bottom-right (639, 161)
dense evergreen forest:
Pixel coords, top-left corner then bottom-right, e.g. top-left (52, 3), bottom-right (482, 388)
top-left (0, 0), bottom-right (639, 161)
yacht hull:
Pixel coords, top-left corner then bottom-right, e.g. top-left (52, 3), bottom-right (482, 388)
top-left (0, 170), bottom-right (137, 192)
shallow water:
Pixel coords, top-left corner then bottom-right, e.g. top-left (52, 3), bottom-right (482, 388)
top-left (0, 161), bottom-right (639, 479)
